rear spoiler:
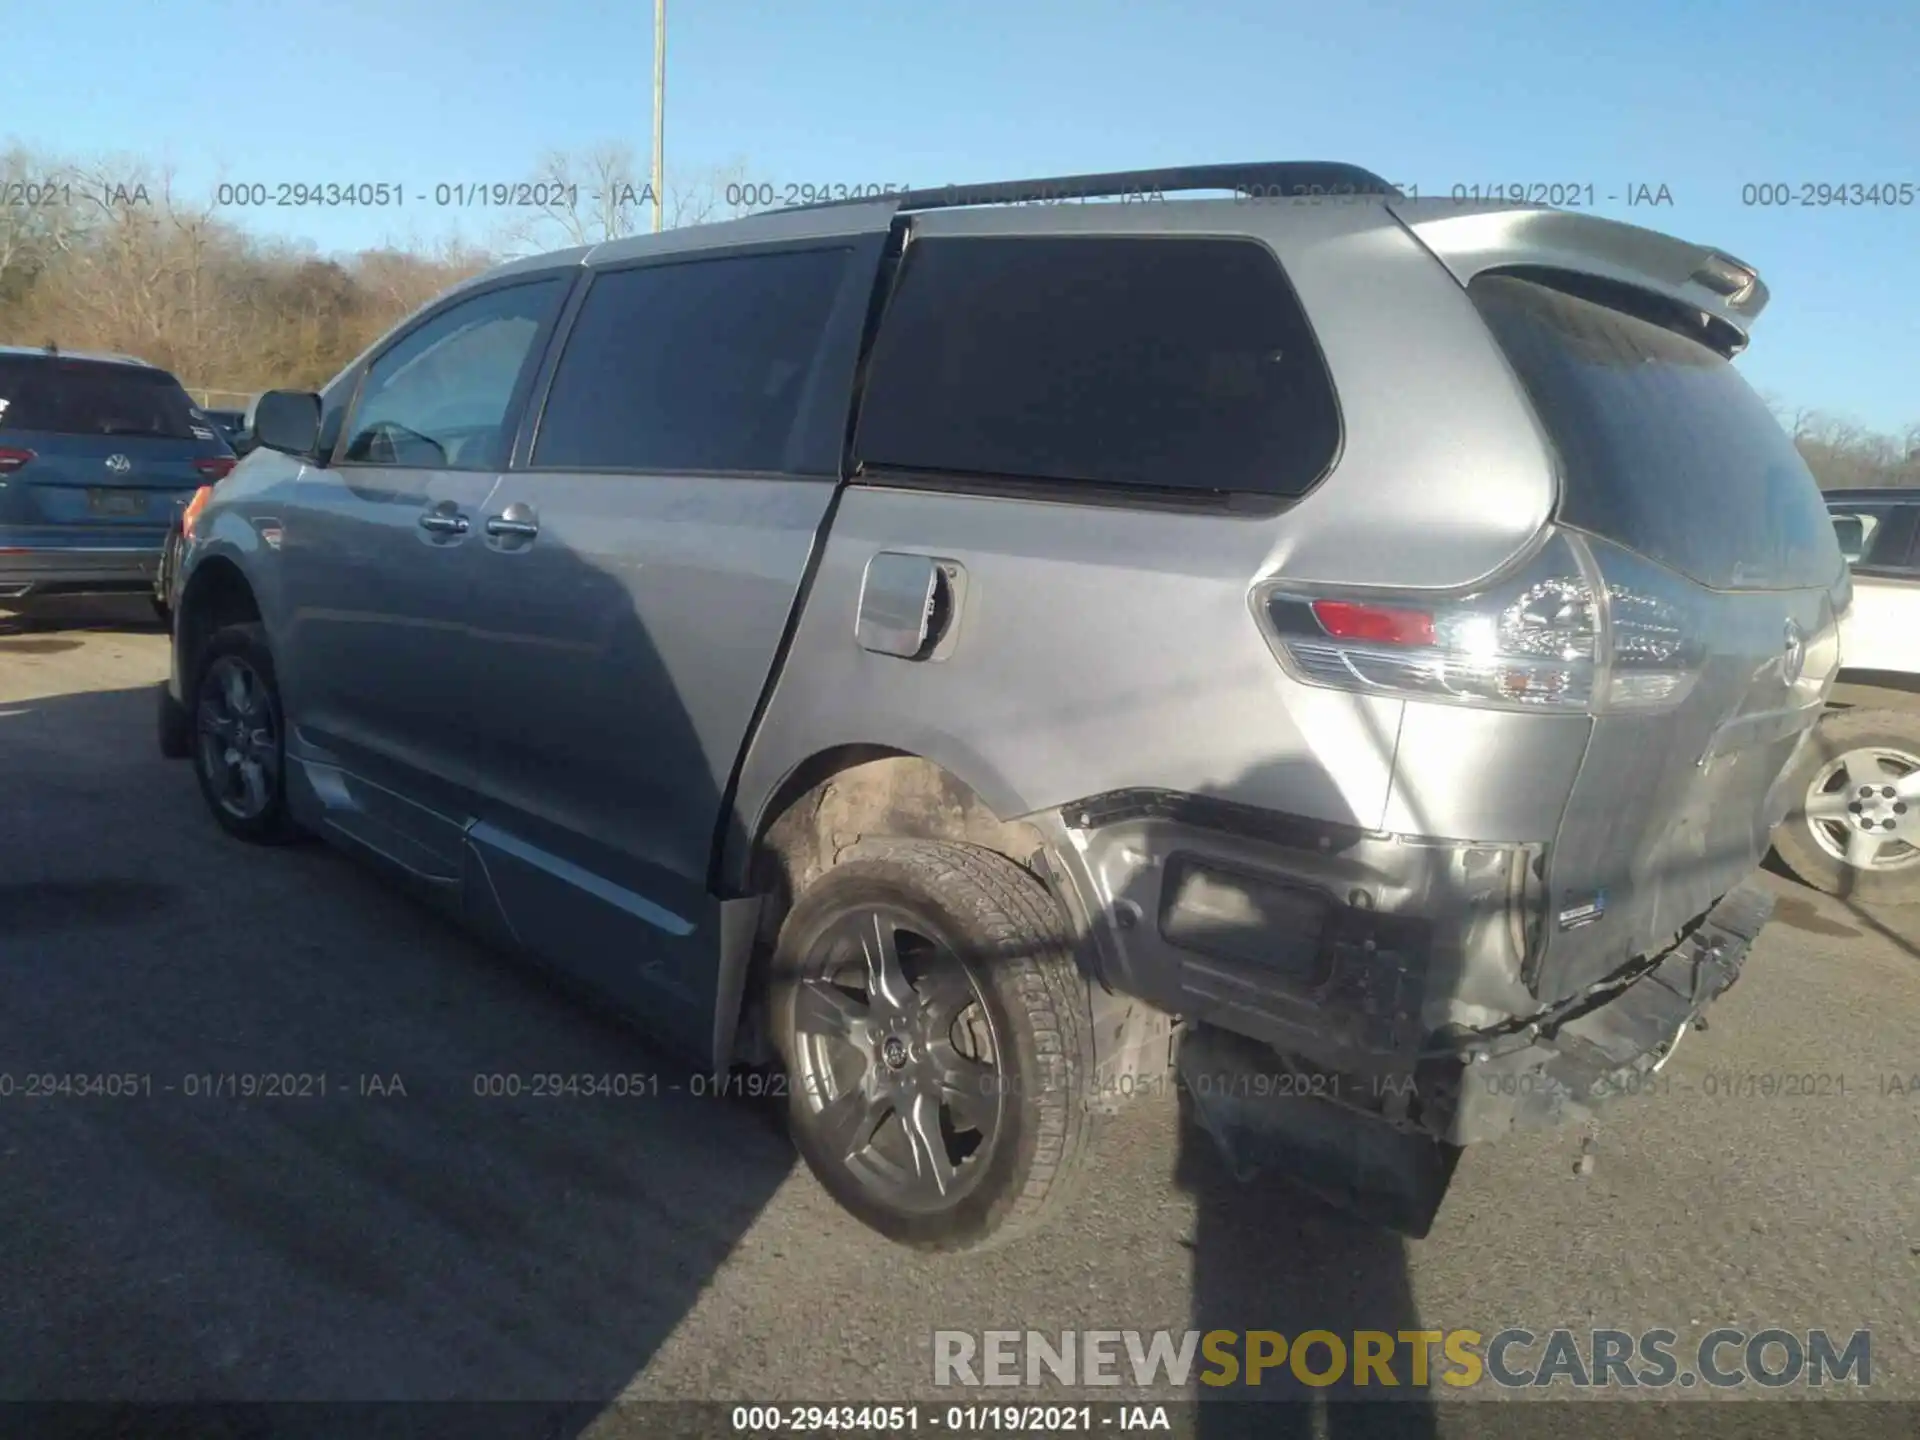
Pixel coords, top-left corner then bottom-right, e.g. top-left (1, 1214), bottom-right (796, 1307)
top-left (1387, 199), bottom-right (1768, 354)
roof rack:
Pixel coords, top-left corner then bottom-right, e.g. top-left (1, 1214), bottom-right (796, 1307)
top-left (775, 161), bottom-right (1401, 215)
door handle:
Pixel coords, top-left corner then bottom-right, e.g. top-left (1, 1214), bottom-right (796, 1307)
top-left (418, 511), bottom-right (469, 535)
top-left (485, 502), bottom-right (539, 540)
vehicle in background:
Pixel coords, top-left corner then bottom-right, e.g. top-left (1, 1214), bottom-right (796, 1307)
top-left (157, 408), bottom-right (260, 620)
top-left (158, 163), bottom-right (1844, 1249)
top-left (152, 484), bottom-right (212, 624)
top-left (1770, 488), bottom-right (1920, 903)
top-left (0, 346), bottom-right (236, 615)
top-left (199, 407), bottom-right (256, 456)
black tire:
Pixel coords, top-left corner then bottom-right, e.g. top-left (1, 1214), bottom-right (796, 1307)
top-left (769, 839), bottom-right (1094, 1251)
top-left (156, 682), bottom-right (192, 760)
top-left (1772, 707), bottom-right (1920, 906)
top-left (188, 622), bottom-right (302, 845)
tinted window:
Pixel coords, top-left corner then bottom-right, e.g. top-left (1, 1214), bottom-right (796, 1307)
top-left (853, 236), bottom-right (1340, 496)
top-left (1473, 275), bottom-right (1839, 591)
top-left (1830, 501), bottom-right (1920, 573)
top-left (343, 279), bottom-right (564, 470)
top-left (1827, 505), bottom-right (1890, 565)
top-left (533, 248), bottom-right (851, 473)
top-left (0, 357), bottom-right (201, 440)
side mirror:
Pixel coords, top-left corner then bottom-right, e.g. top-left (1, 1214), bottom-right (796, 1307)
top-left (251, 390), bottom-right (322, 458)
top-left (1830, 515), bottom-right (1867, 565)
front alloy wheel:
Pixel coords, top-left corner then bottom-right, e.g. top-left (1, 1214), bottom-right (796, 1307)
top-left (197, 653), bottom-right (279, 822)
top-left (189, 622), bottom-right (300, 844)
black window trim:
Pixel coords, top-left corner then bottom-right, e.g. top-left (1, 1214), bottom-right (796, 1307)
top-left (512, 234), bottom-right (887, 480)
top-left (843, 230), bottom-right (1346, 516)
top-left (330, 268), bottom-right (581, 475)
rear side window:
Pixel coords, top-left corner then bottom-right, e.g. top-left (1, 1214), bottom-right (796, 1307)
top-left (0, 357), bottom-right (200, 440)
top-left (1830, 501), bottom-right (1920, 574)
top-left (1472, 275), bottom-right (1839, 591)
top-left (533, 248), bottom-right (851, 473)
top-left (853, 236), bottom-right (1340, 497)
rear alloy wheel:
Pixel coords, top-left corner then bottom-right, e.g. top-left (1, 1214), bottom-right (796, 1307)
top-left (1773, 708), bottom-right (1920, 905)
top-left (771, 840), bottom-right (1094, 1251)
top-left (190, 622), bottom-right (301, 844)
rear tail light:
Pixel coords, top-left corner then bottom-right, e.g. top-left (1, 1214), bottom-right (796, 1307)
top-left (192, 456), bottom-right (237, 481)
top-left (180, 485), bottom-right (214, 539)
top-left (1256, 529), bottom-right (1703, 714)
top-left (0, 447), bottom-right (35, 475)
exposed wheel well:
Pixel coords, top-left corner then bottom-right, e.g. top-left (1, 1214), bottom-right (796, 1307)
top-left (724, 752), bottom-right (1052, 1065)
top-left (177, 557), bottom-right (261, 687)
top-left (749, 751), bottom-right (1048, 928)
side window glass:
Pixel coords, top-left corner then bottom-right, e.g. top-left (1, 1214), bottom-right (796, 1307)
top-left (343, 278), bottom-right (564, 471)
top-left (1831, 509), bottom-right (1882, 565)
top-left (852, 235), bottom-right (1341, 497)
top-left (314, 367), bottom-right (360, 462)
top-left (1888, 506), bottom-right (1920, 574)
top-left (532, 248), bottom-right (850, 473)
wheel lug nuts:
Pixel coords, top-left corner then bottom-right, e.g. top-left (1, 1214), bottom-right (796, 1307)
top-left (1883, 786), bottom-right (1897, 799)
top-left (1898, 803), bottom-right (1910, 815)
top-left (1861, 786), bottom-right (1876, 797)
top-left (1849, 801), bottom-right (1862, 813)
top-left (1884, 819), bottom-right (1898, 831)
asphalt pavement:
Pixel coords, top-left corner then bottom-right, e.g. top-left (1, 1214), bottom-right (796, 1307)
top-left (0, 596), bottom-right (1913, 1435)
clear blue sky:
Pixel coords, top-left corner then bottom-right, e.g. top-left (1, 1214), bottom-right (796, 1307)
top-left (12, 0), bottom-right (1919, 432)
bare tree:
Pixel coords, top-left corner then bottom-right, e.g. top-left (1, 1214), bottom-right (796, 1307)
top-left (0, 145), bottom-right (495, 393)
top-left (0, 145), bottom-right (89, 310)
top-left (499, 143), bottom-right (755, 253)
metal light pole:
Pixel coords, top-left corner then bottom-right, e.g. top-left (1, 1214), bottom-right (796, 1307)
top-left (651, 0), bottom-right (665, 233)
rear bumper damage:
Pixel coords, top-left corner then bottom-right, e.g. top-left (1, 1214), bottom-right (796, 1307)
top-left (1437, 880), bottom-right (1769, 1144)
top-left (1039, 792), bottom-right (1774, 1231)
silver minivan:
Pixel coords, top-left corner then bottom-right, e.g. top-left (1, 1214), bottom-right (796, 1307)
top-left (158, 163), bottom-right (1847, 1249)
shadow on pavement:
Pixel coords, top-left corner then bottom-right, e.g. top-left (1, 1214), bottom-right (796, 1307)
top-left (0, 594), bottom-right (166, 637)
top-left (0, 691), bottom-right (794, 1430)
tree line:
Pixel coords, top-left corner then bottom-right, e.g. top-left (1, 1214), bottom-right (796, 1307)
top-left (0, 142), bottom-right (748, 401)
top-left (2, 142), bottom-right (1914, 489)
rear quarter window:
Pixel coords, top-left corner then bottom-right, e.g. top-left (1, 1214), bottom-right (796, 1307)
top-left (1471, 274), bottom-right (1839, 591)
top-left (0, 357), bottom-right (202, 441)
top-left (853, 235), bottom-right (1341, 498)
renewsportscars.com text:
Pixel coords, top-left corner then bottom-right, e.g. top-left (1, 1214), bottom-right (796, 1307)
top-left (932, 1327), bottom-right (1872, 1390)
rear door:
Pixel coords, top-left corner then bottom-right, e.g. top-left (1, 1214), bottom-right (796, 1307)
top-left (0, 357), bottom-right (232, 540)
top-left (459, 234), bottom-right (883, 1053)
top-left (1468, 274), bottom-right (1846, 1000)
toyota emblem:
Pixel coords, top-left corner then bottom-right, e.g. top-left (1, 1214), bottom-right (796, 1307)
top-left (104, 454), bottom-right (132, 474)
top-left (1781, 619), bottom-right (1806, 687)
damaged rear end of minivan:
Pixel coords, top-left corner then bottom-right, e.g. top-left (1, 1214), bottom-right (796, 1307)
top-left (1157, 200), bottom-right (1848, 1232)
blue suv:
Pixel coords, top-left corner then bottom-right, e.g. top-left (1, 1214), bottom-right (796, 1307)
top-left (0, 346), bottom-right (236, 607)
